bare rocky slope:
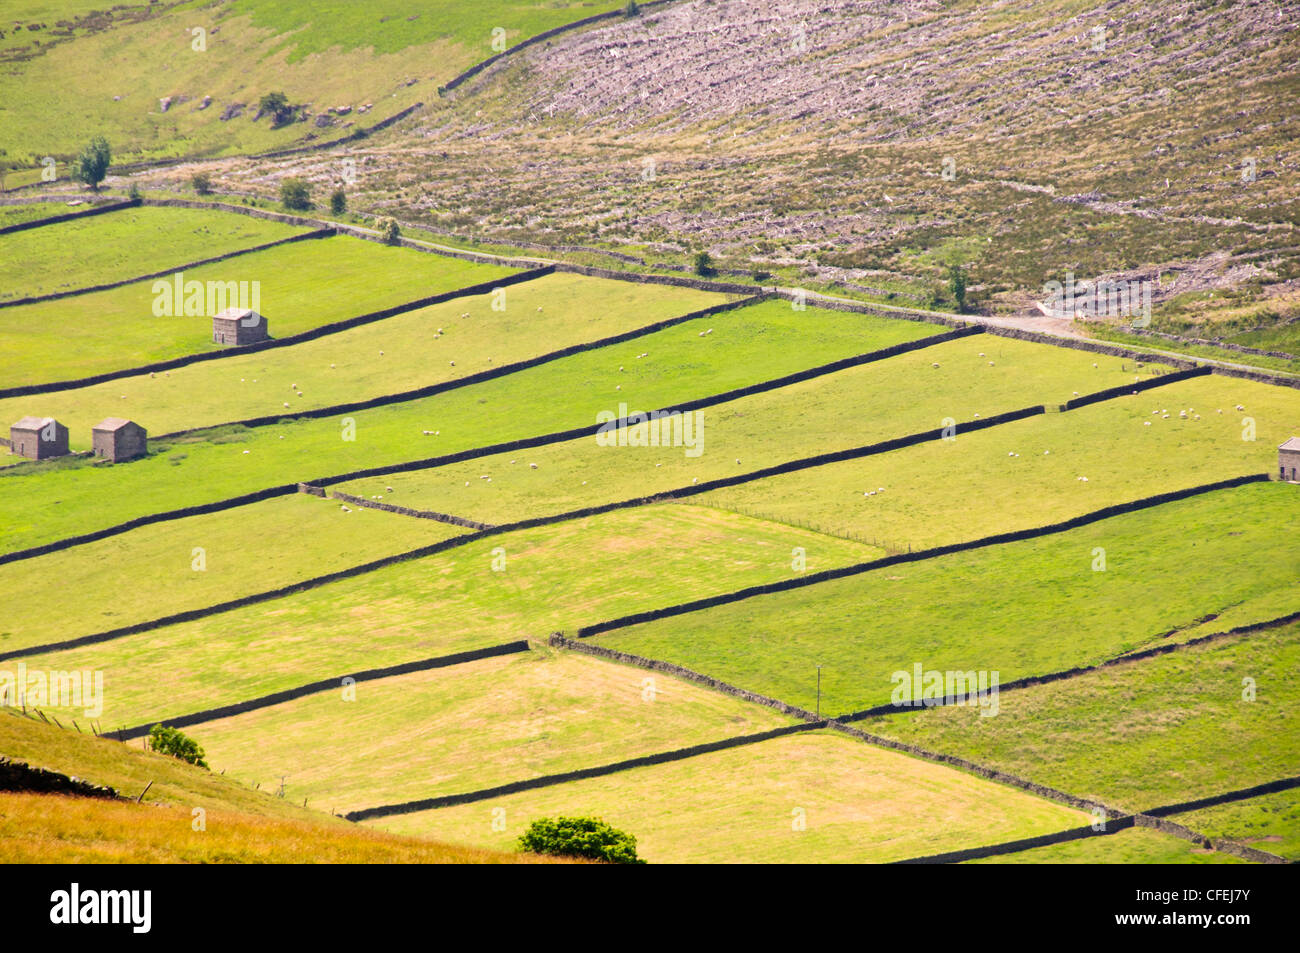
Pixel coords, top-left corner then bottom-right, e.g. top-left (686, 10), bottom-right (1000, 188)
top-left (154, 0), bottom-right (1300, 340)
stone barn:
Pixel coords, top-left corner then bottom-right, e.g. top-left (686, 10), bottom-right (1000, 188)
top-left (92, 418), bottom-right (148, 463)
top-left (212, 307), bottom-right (269, 346)
top-left (9, 416), bottom-right (69, 460)
top-left (1280, 437), bottom-right (1300, 482)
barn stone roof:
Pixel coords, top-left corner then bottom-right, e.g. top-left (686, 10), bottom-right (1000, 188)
top-left (93, 417), bottom-right (139, 432)
top-left (1280, 437), bottom-right (1300, 452)
top-left (11, 416), bottom-right (56, 432)
top-left (213, 307), bottom-right (259, 322)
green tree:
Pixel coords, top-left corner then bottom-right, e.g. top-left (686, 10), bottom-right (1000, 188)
top-left (948, 263), bottom-right (968, 313)
top-left (378, 216), bottom-right (400, 245)
top-left (147, 725), bottom-right (208, 769)
top-left (258, 91), bottom-right (294, 127)
top-left (191, 172), bottom-right (212, 195)
top-left (518, 816), bottom-right (644, 864)
top-left (625, 0), bottom-right (640, 15)
top-left (280, 177), bottom-right (311, 210)
top-left (693, 250), bottom-right (715, 277)
top-left (72, 136), bottom-right (111, 191)
top-left (330, 188), bottom-right (347, 215)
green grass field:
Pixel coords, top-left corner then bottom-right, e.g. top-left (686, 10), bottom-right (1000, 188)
top-left (0, 273), bottom-right (729, 444)
top-left (590, 482), bottom-right (1300, 716)
top-left (965, 827), bottom-right (1246, 865)
top-left (0, 493), bottom-right (464, 654)
top-left (0, 231), bottom-right (515, 387)
top-left (0, 205), bottom-right (305, 303)
top-left (858, 621), bottom-right (1300, 811)
top-left (1173, 788), bottom-right (1300, 861)
top-left (0, 202), bottom-right (93, 228)
top-left (322, 333), bottom-right (1167, 523)
top-left (0, 301), bottom-right (944, 552)
top-left (21, 504), bottom-right (878, 728)
top-left (366, 730), bottom-right (1090, 863)
top-left (0, 1), bottom-right (628, 164)
top-left (339, 373), bottom-right (1299, 549)
top-left (194, 648), bottom-right (796, 815)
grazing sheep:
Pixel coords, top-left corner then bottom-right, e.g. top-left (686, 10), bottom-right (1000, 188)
top-left (1144, 421), bottom-right (1152, 426)
top-left (1236, 404), bottom-right (1245, 411)
top-left (530, 463), bottom-right (538, 469)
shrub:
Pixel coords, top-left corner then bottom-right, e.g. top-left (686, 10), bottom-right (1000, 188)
top-left (191, 172), bottom-right (212, 195)
top-left (72, 136), bottom-right (111, 190)
top-left (258, 90), bottom-right (295, 127)
top-left (330, 188), bottom-right (347, 215)
top-left (693, 251), bottom-right (715, 277)
top-left (280, 177), bottom-right (311, 210)
top-left (948, 263), bottom-right (968, 313)
top-left (148, 725), bottom-right (208, 769)
top-left (625, 0), bottom-right (640, 15)
top-left (518, 816), bottom-right (644, 864)
top-left (127, 182), bottom-right (142, 201)
top-left (378, 216), bottom-right (400, 245)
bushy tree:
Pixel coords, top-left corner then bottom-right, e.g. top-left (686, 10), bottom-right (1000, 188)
top-left (518, 816), bottom-right (644, 864)
top-left (948, 263), bottom-right (968, 313)
top-left (191, 172), bottom-right (212, 195)
top-left (378, 216), bottom-right (400, 245)
top-left (693, 250), bottom-right (715, 277)
top-left (258, 90), bottom-right (295, 127)
top-left (280, 177), bottom-right (311, 210)
top-left (72, 136), bottom-right (111, 190)
top-left (625, 0), bottom-right (640, 15)
top-left (148, 725), bottom-right (208, 769)
top-left (330, 188), bottom-right (347, 215)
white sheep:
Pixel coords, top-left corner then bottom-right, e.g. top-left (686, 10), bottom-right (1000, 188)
top-left (530, 463), bottom-right (538, 469)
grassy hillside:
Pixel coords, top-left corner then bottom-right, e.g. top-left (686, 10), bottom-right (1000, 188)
top-left (0, 230), bottom-right (514, 387)
top-left (21, 504), bottom-right (878, 728)
top-left (859, 621), bottom-right (1300, 811)
top-left (195, 647), bottom-right (796, 814)
top-left (0, 205), bottom-right (304, 302)
top-left (367, 729), bottom-right (1089, 863)
top-left (0, 709), bottom-right (555, 862)
top-left (0, 493), bottom-right (463, 654)
top-left (0, 0), bottom-right (629, 166)
top-left (591, 482), bottom-right (1300, 715)
top-left (340, 373), bottom-right (1298, 548)
top-left (0, 273), bottom-right (730, 441)
top-left (0, 793), bottom-right (565, 863)
top-left (0, 301), bottom-right (945, 551)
